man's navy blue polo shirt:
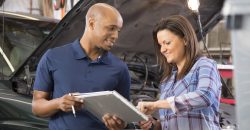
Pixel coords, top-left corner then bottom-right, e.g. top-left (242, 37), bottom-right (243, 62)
top-left (33, 39), bottom-right (131, 130)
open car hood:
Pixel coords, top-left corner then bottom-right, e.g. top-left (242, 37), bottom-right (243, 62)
top-left (7, 1), bottom-right (236, 128)
top-left (12, 0), bottom-right (224, 77)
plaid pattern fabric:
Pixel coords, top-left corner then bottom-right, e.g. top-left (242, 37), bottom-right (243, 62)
top-left (159, 57), bottom-right (222, 130)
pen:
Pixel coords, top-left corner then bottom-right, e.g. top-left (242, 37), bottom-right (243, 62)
top-left (69, 93), bottom-right (76, 117)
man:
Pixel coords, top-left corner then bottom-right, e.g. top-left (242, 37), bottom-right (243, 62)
top-left (32, 3), bottom-right (130, 130)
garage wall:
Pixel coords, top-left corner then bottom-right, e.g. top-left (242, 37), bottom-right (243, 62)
top-left (0, 0), bottom-right (80, 19)
top-left (0, 0), bottom-right (40, 15)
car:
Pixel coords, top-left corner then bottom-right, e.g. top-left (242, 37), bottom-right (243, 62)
top-left (1, 0), bottom-right (235, 129)
top-left (0, 11), bottom-right (58, 130)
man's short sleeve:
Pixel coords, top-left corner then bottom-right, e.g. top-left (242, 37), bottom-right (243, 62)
top-left (116, 63), bottom-right (131, 100)
top-left (33, 50), bottom-right (54, 92)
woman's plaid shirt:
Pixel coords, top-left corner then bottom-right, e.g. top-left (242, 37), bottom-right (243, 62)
top-left (159, 57), bottom-right (222, 130)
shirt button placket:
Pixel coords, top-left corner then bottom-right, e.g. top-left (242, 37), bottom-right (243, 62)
top-left (89, 64), bottom-right (93, 71)
top-left (88, 66), bottom-right (91, 73)
top-left (85, 63), bottom-right (91, 78)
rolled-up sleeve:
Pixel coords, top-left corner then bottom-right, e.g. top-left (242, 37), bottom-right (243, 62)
top-left (167, 60), bottom-right (221, 114)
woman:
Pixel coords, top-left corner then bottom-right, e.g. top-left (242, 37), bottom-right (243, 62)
top-left (138, 15), bottom-right (222, 130)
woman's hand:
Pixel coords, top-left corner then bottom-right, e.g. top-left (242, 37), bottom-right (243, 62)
top-left (139, 116), bottom-right (162, 130)
top-left (137, 101), bottom-right (157, 115)
top-left (139, 115), bottom-right (154, 130)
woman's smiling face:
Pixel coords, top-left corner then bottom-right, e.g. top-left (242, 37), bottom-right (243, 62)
top-left (157, 29), bottom-right (186, 65)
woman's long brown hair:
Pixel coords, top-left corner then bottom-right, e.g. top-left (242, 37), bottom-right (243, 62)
top-left (152, 15), bottom-right (202, 82)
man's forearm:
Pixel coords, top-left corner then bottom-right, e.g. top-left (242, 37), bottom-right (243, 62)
top-left (32, 98), bottom-right (60, 117)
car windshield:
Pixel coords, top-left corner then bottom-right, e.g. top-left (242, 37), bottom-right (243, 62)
top-left (0, 16), bottom-right (56, 77)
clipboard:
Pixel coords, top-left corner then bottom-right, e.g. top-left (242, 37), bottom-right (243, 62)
top-left (75, 91), bottom-right (148, 122)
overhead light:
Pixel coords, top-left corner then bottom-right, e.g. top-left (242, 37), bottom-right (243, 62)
top-left (187, 0), bottom-right (200, 12)
top-left (187, 0), bottom-right (211, 57)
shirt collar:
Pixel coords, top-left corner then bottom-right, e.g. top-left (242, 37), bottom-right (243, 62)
top-left (71, 39), bottom-right (110, 64)
top-left (72, 39), bottom-right (87, 59)
top-left (98, 52), bottom-right (111, 65)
